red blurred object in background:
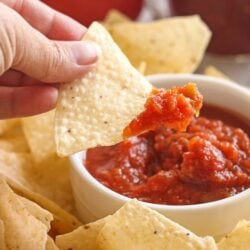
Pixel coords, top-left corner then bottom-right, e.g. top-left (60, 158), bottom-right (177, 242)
top-left (169, 0), bottom-right (250, 54)
top-left (43, 0), bottom-right (143, 26)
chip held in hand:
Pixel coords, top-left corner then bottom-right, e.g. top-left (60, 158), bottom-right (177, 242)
top-left (55, 22), bottom-right (204, 157)
top-left (55, 22), bottom-right (152, 157)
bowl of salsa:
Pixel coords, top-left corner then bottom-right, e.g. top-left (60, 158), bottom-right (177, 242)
top-left (70, 74), bottom-right (250, 238)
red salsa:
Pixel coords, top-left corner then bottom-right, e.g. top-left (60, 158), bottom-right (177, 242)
top-left (85, 105), bottom-right (250, 205)
top-left (123, 83), bottom-right (203, 138)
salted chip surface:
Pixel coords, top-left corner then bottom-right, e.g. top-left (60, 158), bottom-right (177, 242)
top-left (0, 150), bottom-right (77, 219)
top-left (217, 220), bottom-right (250, 250)
top-left (55, 22), bottom-right (152, 156)
top-left (56, 216), bottom-right (110, 250)
top-left (0, 178), bottom-right (48, 250)
top-left (19, 196), bottom-right (53, 230)
top-left (109, 15), bottom-right (211, 75)
top-left (97, 200), bottom-right (217, 250)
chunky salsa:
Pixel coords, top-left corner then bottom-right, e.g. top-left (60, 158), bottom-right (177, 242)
top-left (123, 83), bottom-right (203, 138)
top-left (85, 104), bottom-right (250, 205)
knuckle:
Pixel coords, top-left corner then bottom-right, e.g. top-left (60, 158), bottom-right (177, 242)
top-left (40, 42), bottom-right (67, 81)
top-left (0, 6), bottom-right (18, 74)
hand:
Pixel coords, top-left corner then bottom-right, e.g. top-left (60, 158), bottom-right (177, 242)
top-left (0, 0), bottom-right (98, 119)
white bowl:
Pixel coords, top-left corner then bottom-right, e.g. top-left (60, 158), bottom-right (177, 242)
top-left (70, 74), bottom-right (250, 238)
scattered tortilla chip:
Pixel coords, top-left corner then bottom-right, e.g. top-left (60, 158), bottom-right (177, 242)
top-left (56, 216), bottom-right (110, 250)
top-left (204, 65), bottom-right (230, 80)
top-left (55, 22), bottom-right (152, 156)
top-left (0, 219), bottom-right (6, 250)
top-left (30, 154), bottom-right (76, 214)
top-left (19, 196), bottom-right (53, 230)
top-left (217, 220), bottom-right (250, 250)
top-left (5, 176), bottom-right (81, 235)
top-left (104, 9), bottom-right (131, 25)
top-left (0, 150), bottom-right (35, 187)
top-left (0, 178), bottom-right (48, 249)
top-left (97, 200), bottom-right (217, 250)
top-left (0, 147), bottom-right (75, 212)
top-left (0, 150), bottom-right (80, 234)
top-left (22, 110), bottom-right (55, 162)
top-left (109, 15), bottom-right (211, 75)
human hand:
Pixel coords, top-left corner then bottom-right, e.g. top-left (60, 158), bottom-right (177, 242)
top-left (0, 0), bottom-right (98, 119)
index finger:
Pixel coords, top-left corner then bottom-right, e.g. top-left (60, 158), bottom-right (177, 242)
top-left (0, 0), bottom-right (86, 40)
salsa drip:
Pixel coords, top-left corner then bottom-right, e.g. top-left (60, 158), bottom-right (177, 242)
top-left (123, 83), bottom-right (203, 138)
top-left (85, 117), bottom-right (250, 205)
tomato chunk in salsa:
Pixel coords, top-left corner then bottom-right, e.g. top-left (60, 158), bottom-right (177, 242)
top-left (123, 83), bottom-right (203, 138)
top-left (85, 105), bottom-right (250, 205)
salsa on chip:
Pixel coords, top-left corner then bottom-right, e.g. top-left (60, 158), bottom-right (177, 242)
top-left (123, 83), bottom-right (203, 137)
top-left (55, 22), bottom-right (203, 157)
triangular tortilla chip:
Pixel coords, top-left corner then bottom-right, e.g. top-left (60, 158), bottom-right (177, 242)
top-left (97, 200), bottom-right (217, 250)
top-left (110, 15), bottom-right (211, 75)
top-left (0, 148), bottom-right (75, 214)
top-left (55, 22), bottom-right (152, 156)
top-left (0, 178), bottom-right (48, 249)
top-left (56, 216), bottom-right (110, 250)
top-left (217, 220), bottom-right (250, 250)
top-left (19, 196), bottom-right (53, 230)
top-left (0, 150), bottom-right (80, 235)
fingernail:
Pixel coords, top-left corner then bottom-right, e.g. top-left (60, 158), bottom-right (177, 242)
top-left (70, 41), bottom-right (99, 65)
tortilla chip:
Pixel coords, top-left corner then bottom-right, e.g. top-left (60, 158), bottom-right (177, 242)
top-left (0, 178), bottom-right (48, 249)
top-left (0, 147), bottom-right (75, 211)
top-left (6, 176), bottom-right (81, 235)
top-left (30, 154), bottom-right (76, 215)
top-left (109, 15), bottom-right (211, 75)
top-left (46, 237), bottom-right (59, 250)
top-left (217, 220), bottom-right (250, 249)
top-left (19, 196), bottom-right (53, 230)
top-left (0, 219), bottom-right (6, 250)
top-left (104, 9), bottom-right (131, 25)
top-left (0, 150), bottom-right (35, 187)
top-left (56, 216), bottom-right (110, 250)
top-left (22, 110), bottom-right (55, 162)
top-left (0, 150), bottom-right (80, 235)
top-left (0, 118), bottom-right (30, 153)
top-left (55, 22), bottom-right (152, 156)
top-left (97, 200), bottom-right (217, 250)
top-left (204, 66), bottom-right (230, 80)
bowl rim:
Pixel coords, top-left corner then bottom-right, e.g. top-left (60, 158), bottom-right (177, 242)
top-left (70, 73), bottom-right (250, 211)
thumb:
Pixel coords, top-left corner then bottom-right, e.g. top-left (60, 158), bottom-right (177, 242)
top-left (0, 3), bottom-right (98, 83)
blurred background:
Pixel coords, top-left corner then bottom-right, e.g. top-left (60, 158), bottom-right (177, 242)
top-left (42, 0), bottom-right (250, 87)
